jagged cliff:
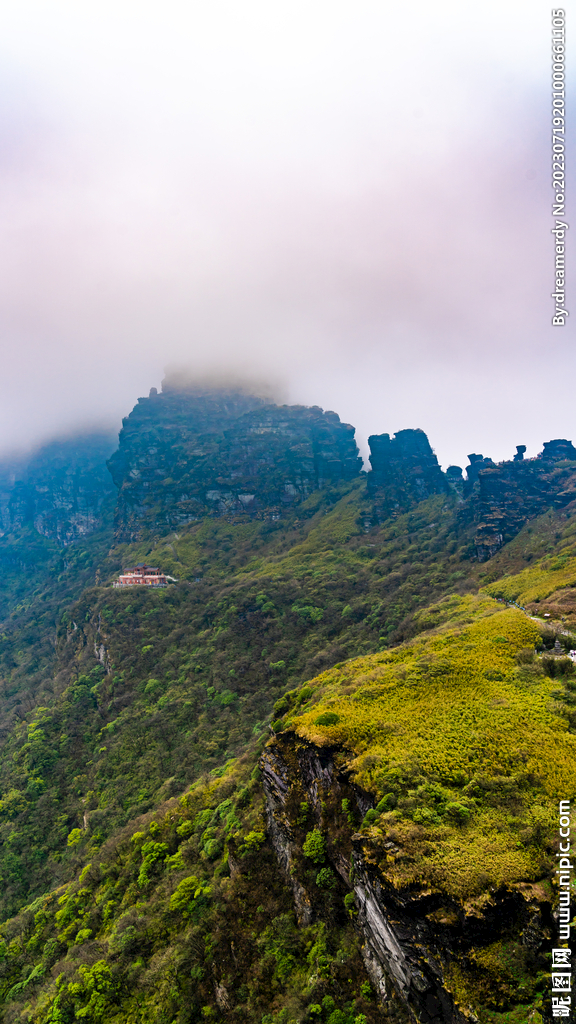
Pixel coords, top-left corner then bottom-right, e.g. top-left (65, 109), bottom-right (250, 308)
top-left (462, 441), bottom-right (576, 560)
top-left (366, 430), bottom-right (449, 524)
top-left (258, 590), bottom-right (569, 1023)
top-left (2, 383), bottom-right (568, 565)
top-left (0, 381), bottom-right (575, 564)
top-left (108, 382), bottom-right (363, 541)
top-left (363, 428), bottom-right (576, 561)
top-left (1, 387), bottom-right (575, 1022)
top-left (261, 735), bottom-right (552, 1024)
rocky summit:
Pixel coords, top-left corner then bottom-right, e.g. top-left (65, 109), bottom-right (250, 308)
top-left (1, 381), bottom-right (575, 565)
top-left (0, 382), bottom-right (575, 1024)
top-left (108, 384), bottom-right (363, 541)
top-left (367, 428), bottom-right (450, 522)
top-left (462, 443), bottom-right (576, 561)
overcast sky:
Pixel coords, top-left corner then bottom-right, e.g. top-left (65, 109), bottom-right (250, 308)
top-left (0, 0), bottom-right (574, 469)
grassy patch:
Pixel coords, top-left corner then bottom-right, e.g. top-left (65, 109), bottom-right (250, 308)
top-left (285, 600), bottom-right (575, 897)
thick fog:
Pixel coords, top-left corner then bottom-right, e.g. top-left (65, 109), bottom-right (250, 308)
top-left (0, 1), bottom-right (573, 469)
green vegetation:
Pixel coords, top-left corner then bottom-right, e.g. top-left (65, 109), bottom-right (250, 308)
top-left (484, 555), bottom-right (576, 605)
top-left (0, 483), bottom-right (489, 918)
top-left (302, 830), bottom-right (327, 864)
top-left (0, 755), bottom-right (380, 1024)
top-left (285, 599), bottom-right (573, 897)
top-left (2, 450), bottom-right (576, 1021)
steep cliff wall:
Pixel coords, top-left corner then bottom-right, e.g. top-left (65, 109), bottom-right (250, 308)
top-left (108, 384), bottom-right (363, 540)
top-left (0, 433), bottom-right (116, 545)
top-left (261, 735), bottom-right (552, 1024)
top-left (4, 383), bottom-right (576, 565)
top-left (261, 737), bottom-right (465, 1024)
top-left (365, 430), bottom-right (576, 559)
top-left (258, 598), bottom-right (567, 1023)
top-left (0, 458), bottom-right (25, 533)
top-left (366, 430), bottom-right (450, 524)
top-left (462, 441), bottom-right (576, 560)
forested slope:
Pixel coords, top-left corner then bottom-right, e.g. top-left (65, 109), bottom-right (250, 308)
top-left (0, 385), bottom-right (574, 1023)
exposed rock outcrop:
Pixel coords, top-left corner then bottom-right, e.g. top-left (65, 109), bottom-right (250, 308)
top-left (464, 455), bottom-right (495, 489)
top-left (261, 734), bottom-right (551, 1024)
top-left (4, 382), bottom-right (576, 568)
top-left (539, 438), bottom-right (576, 461)
top-left (367, 430), bottom-right (450, 523)
top-left (108, 383), bottom-right (363, 541)
top-left (0, 458), bottom-right (25, 533)
top-left (0, 433), bottom-right (117, 545)
top-left (462, 441), bottom-right (576, 560)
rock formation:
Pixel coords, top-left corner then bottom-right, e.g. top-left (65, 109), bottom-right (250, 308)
top-left (365, 429), bottom-right (576, 559)
top-left (539, 438), bottom-right (576, 461)
top-left (464, 454), bottom-right (496, 489)
top-left (0, 433), bottom-right (117, 545)
top-left (108, 382), bottom-right (363, 541)
top-left (261, 734), bottom-right (551, 1024)
top-left (463, 441), bottom-right (576, 560)
top-left (367, 429), bottom-right (450, 523)
top-left (445, 465), bottom-right (464, 495)
top-left (3, 380), bottom-right (576, 567)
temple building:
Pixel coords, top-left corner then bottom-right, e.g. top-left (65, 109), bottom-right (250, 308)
top-left (113, 563), bottom-right (177, 588)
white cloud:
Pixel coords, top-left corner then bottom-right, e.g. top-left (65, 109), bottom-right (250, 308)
top-left (0, 0), bottom-right (573, 468)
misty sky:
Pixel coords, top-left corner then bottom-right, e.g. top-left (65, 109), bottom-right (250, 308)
top-left (0, 1), bottom-right (574, 470)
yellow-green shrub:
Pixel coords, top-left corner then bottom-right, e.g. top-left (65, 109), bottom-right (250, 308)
top-left (287, 598), bottom-right (576, 897)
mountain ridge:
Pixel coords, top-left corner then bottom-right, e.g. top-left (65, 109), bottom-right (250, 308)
top-left (0, 383), bottom-right (573, 1023)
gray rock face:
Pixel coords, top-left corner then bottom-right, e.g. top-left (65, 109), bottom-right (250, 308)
top-left (539, 438), bottom-right (576, 461)
top-left (0, 433), bottom-right (117, 546)
top-left (108, 384), bottom-right (363, 541)
top-left (367, 429), bottom-right (450, 523)
top-left (0, 458), bottom-right (25, 533)
top-left (461, 442), bottom-right (576, 561)
top-left (260, 734), bottom-right (550, 1024)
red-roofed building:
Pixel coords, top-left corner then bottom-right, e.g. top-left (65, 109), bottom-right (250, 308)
top-left (113, 563), bottom-right (177, 588)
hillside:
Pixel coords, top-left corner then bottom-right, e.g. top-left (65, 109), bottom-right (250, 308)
top-left (0, 381), bottom-right (574, 1023)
